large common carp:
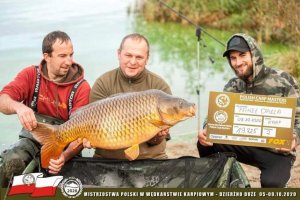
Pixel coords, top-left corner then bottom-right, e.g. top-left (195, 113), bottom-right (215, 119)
top-left (30, 89), bottom-right (196, 168)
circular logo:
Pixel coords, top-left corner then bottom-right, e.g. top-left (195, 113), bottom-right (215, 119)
top-left (216, 94), bottom-right (230, 108)
top-left (214, 110), bottom-right (228, 123)
top-left (60, 177), bottom-right (83, 198)
top-left (22, 174), bottom-right (35, 185)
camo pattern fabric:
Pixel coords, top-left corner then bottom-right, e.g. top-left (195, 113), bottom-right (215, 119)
top-left (223, 33), bottom-right (300, 151)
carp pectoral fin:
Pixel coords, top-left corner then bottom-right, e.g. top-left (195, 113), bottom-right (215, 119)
top-left (149, 119), bottom-right (170, 130)
top-left (149, 119), bottom-right (165, 127)
top-left (124, 144), bottom-right (139, 161)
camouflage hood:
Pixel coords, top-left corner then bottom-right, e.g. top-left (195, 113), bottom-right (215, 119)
top-left (223, 33), bottom-right (300, 155)
top-left (225, 33), bottom-right (265, 83)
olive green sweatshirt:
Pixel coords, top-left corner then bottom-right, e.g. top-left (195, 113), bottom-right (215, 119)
top-left (90, 67), bottom-right (172, 159)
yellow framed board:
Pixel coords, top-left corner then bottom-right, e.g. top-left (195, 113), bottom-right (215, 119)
top-left (206, 91), bottom-right (297, 149)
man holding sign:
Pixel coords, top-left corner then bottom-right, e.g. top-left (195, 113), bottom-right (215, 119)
top-left (197, 33), bottom-right (300, 187)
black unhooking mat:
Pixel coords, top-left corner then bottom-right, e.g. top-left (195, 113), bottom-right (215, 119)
top-left (59, 153), bottom-right (250, 188)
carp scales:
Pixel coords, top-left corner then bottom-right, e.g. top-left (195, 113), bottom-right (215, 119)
top-left (30, 89), bottom-right (196, 168)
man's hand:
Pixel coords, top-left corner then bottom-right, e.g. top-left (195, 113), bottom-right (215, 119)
top-left (48, 138), bottom-right (85, 174)
top-left (158, 129), bottom-right (169, 137)
top-left (147, 129), bottom-right (169, 145)
top-left (48, 154), bottom-right (65, 174)
top-left (15, 103), bottom-right (37, 131)
top-left (198, 128), bottom-right (213, 146)
top-left (82, 138), bottom-right (92, 148)
top-left (0, 94), bottom-right (37, 130)
top-left (276, 134), bottom-right (297, 153)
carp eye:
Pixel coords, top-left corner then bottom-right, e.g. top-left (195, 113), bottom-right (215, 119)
top-left (179, 100), bottom-right (183, 108)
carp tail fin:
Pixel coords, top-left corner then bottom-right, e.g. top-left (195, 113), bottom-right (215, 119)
top-left (30, 122), bottom-right (66, 168)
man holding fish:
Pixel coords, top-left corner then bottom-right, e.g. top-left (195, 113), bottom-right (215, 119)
top-left (88, 33), bottom-right (174, 159)
top-left (0, 31), bottom-right (195, 187)
top-left (28, 34), bottom-right (195, 169)
top-left (0, 31), bottom-right (91, 186)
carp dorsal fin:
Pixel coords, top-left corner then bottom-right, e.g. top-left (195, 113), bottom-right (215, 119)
top-left (124, 144), bottom-right (139, 161)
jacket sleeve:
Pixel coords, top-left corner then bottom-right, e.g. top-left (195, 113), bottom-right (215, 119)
top-left (287, 77), bottom-right (300, 145)
top-left (223, 78), bottom-right (247, 93)
top-left (0, 66), bottom-right (34, 102)
top-left (71, 81), bottom-right (91, 114)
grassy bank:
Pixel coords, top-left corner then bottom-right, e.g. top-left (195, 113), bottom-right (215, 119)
top-left (132, 0), bottom-right (300, 82)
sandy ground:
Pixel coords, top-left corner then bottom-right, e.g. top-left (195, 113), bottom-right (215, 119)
top-left (166, 139), bottom-right (300, 188)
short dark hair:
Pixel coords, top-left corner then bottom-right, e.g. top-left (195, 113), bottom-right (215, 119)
top-left (119, 33), bottom-right (150, 56)
top-left (42, 31), bottom-right (71, 55)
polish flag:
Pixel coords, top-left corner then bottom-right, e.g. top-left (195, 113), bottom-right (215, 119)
top-left (8, 173), bottom-right (43, 195)
top-left (30, 175), bottom-right (63, 197)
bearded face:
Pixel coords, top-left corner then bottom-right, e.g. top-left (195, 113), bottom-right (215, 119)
top-left (228, 51), bottom-right (253, 81)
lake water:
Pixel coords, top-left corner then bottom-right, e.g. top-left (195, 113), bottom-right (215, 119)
top-left (0, 0), bottom-right (231, 154)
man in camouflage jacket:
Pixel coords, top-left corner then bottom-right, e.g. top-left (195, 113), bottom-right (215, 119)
top-left (197, 33), bottom-right (300, 187)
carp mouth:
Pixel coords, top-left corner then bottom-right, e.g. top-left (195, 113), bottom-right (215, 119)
top-left (186, 104), bottom-right (196, 117)
top-left (158, 103), bottom-right (196, 126)
top-left (179, 104), bottom-right (196, 121)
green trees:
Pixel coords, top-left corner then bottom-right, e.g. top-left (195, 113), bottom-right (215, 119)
top-left (135, 0), bottom-right (300, 81)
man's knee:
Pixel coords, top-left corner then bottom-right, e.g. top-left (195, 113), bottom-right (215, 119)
top-left (3, 138), bottom-right (39, 162)
top-left (1, 158), bottom-right (26, 177)
top-left (1, 147), bottom-right (26, 162)
top-left (0, 153), bottom-right (26, 187)
top-left (261, 175), bottom-right (289, 188)
top-left (0, 139), bottom-right (39, 187)
top-left (1, 148), bottom-right (27, 176)
top-left (260, 164), bottom-right (292, 188)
